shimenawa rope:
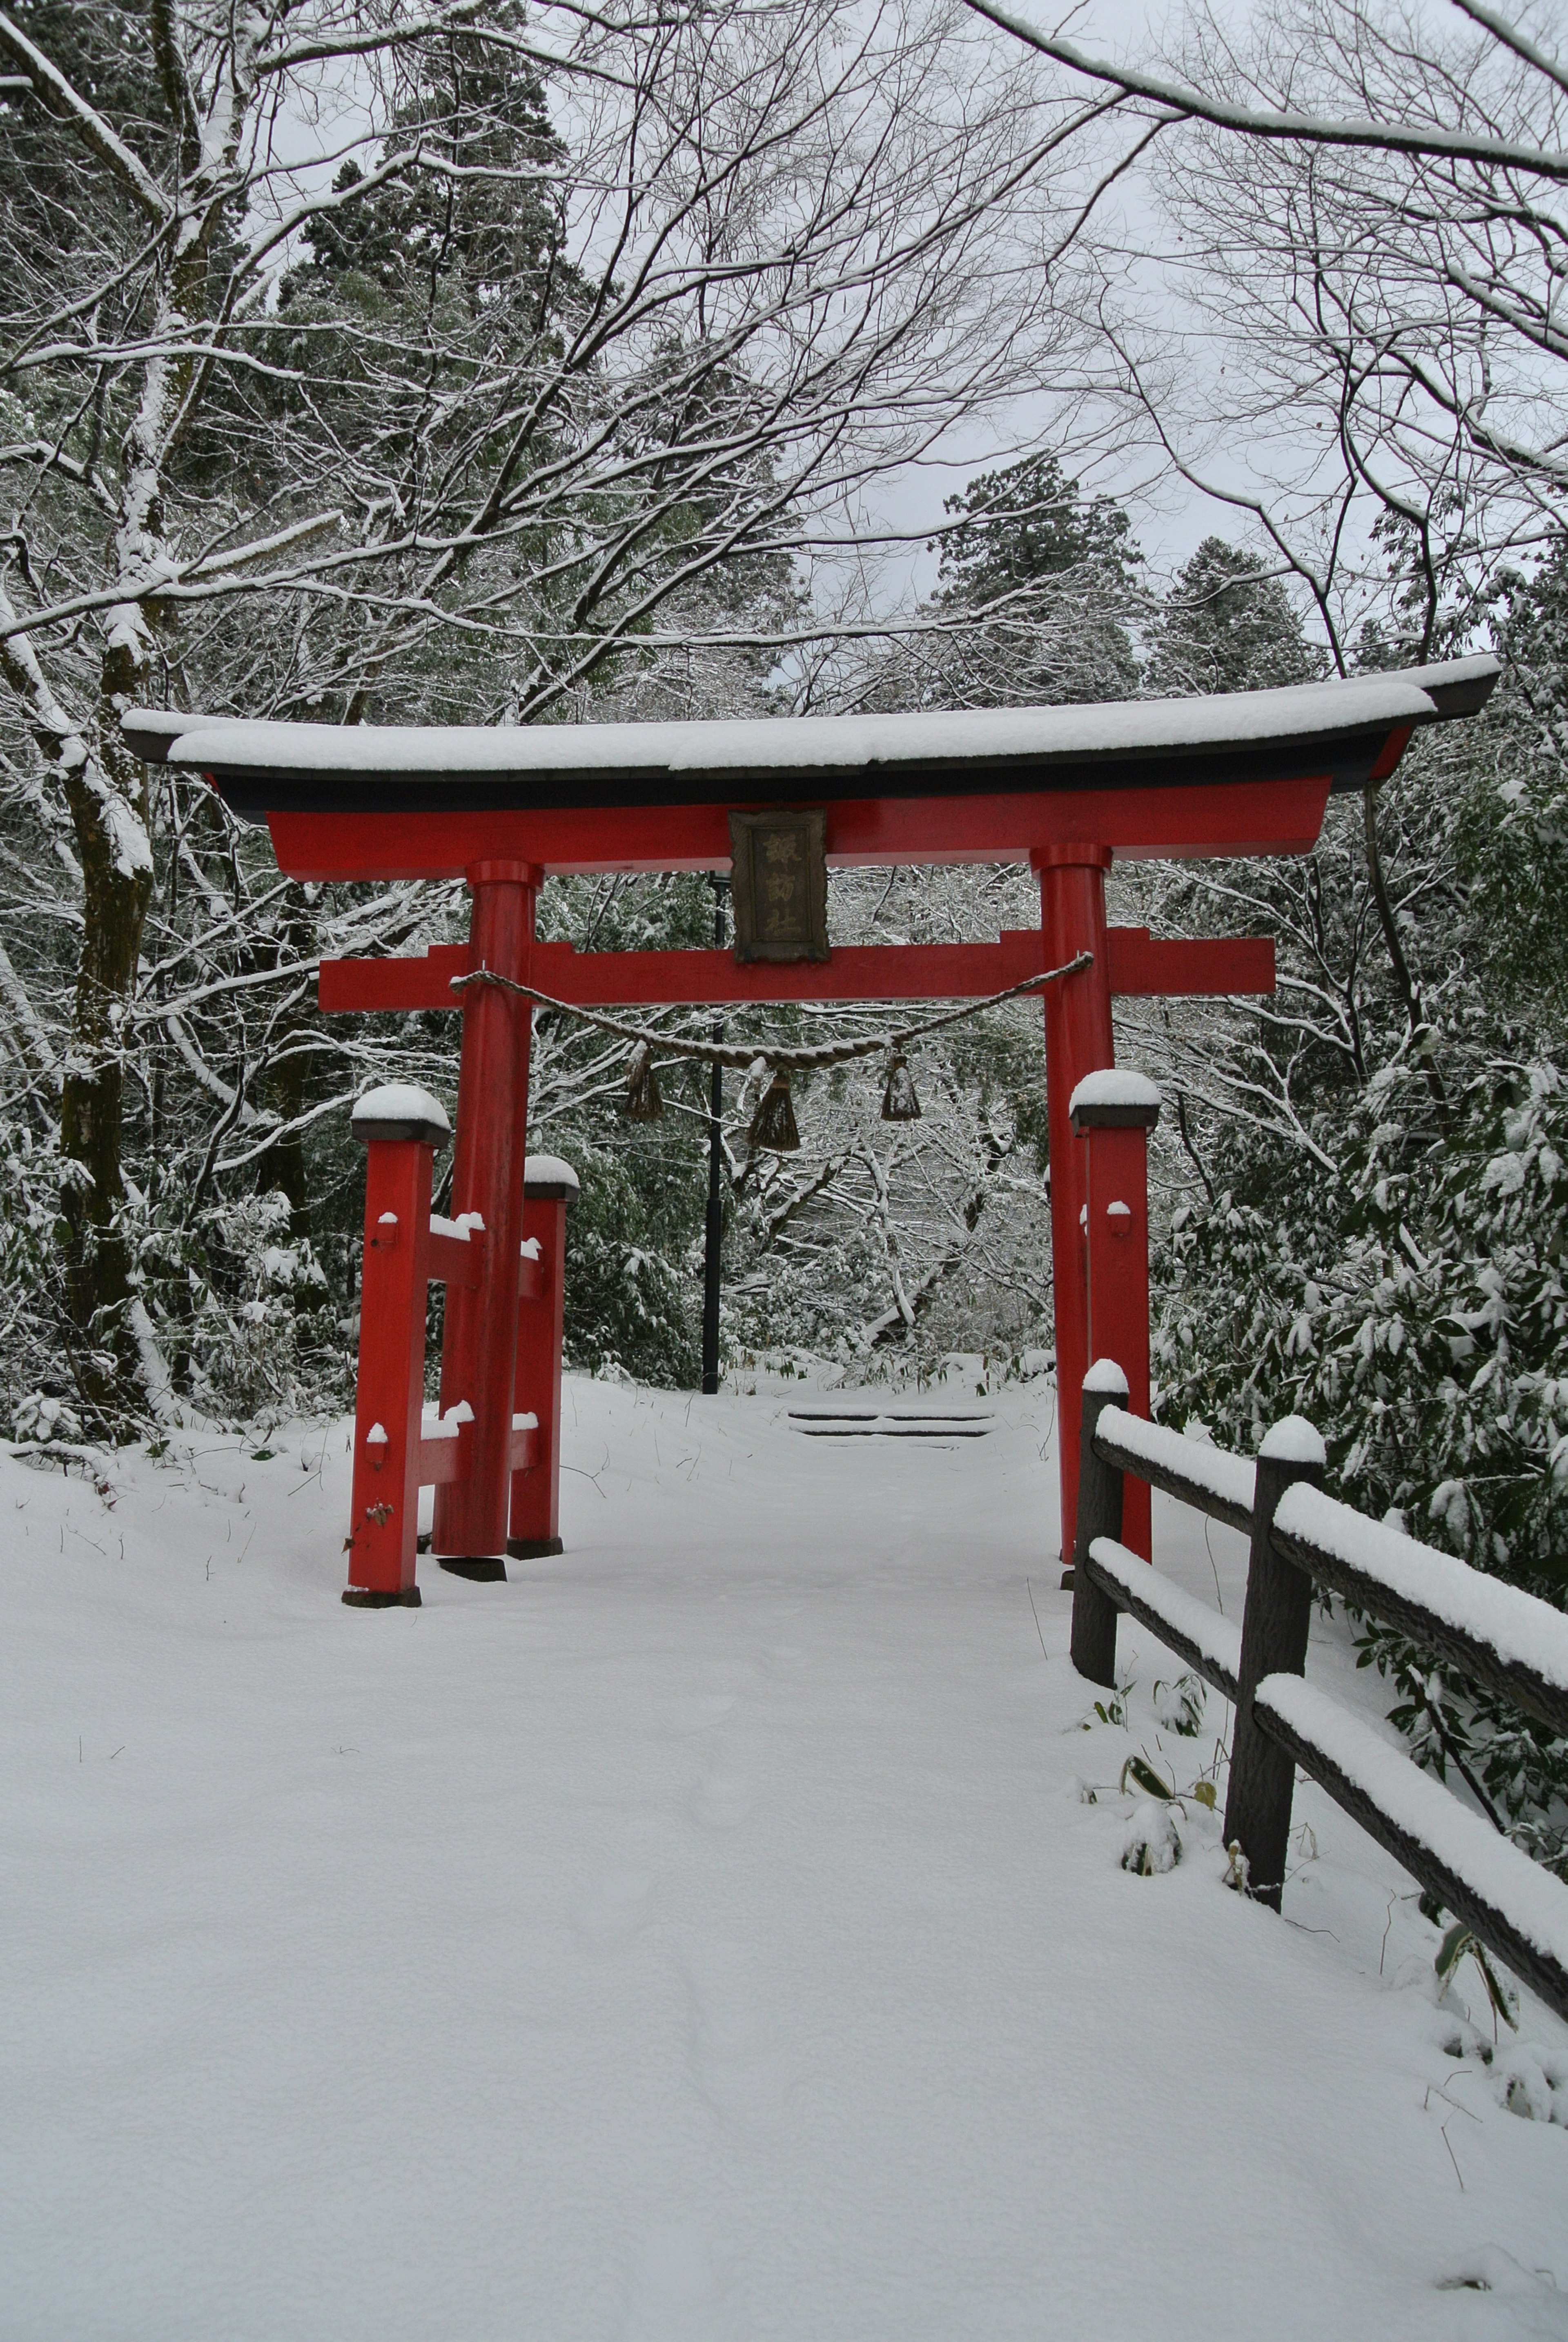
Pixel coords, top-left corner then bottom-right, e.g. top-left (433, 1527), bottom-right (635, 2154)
top-left (448, 950), bottom-right (1094, 1073)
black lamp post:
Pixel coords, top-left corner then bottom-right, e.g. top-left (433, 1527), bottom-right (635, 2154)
top-left (702, 876), bottom-right (728, 1394)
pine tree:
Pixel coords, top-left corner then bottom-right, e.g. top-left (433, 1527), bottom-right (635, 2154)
top-left (921, 450), bottom-right (1143, 707)
top-left (1150, 537), bottom-right (1323, 696)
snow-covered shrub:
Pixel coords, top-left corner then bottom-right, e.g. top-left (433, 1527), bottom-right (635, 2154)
top-left (558, 1144), bottom-right (702, 1389)
top-left (0, 1121), bottom-right (69, 1431)
top-left (1153, 1674), bottom-right (1205, 1737)
top-left (12, 1390), bottom-right (82, 1445)
top-left (126, 1183), bottom-right (343, 1431)
top-left (1121, 1801), bottom-right (1182, 1874)
top-left (1155, 1062), bottom-right (1568, 1875)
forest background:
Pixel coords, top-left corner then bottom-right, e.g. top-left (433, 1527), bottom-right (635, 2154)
top-left (2, 0), bottom-right (1566, 1863)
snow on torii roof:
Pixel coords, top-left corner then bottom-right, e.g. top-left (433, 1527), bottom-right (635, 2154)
top-left (122, 657), bottom-right (1498, 821)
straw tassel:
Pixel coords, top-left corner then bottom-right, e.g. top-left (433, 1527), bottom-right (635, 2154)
top-left (880, 1051), bottom-right (921, 1122)
top-left (747, 1070), bottom-right (800, 1152)
top-left (622, 1040), bottom-right (664, 1121)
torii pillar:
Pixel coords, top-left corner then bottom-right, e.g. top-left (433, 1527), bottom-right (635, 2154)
top-left (433, 858), bottom-right (541, 1577)
top-left (1036, 845), bottom-right (1115, 1560)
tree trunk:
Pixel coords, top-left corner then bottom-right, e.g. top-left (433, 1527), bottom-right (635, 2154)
top-left (57, 658), bottom-right (156, 1415)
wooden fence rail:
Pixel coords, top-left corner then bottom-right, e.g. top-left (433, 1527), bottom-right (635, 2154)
top-left (1069, 1362), bottom-right (1568, 2024)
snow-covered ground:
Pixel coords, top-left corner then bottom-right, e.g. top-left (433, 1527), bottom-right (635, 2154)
top-left (4, 1376), bottom-right (1566, 2341)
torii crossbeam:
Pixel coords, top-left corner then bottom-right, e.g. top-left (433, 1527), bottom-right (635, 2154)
top-left (126, 656), bottom-right (1498, 1601)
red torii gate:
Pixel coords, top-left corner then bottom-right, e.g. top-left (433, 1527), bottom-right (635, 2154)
top-left (125, 657), bottom-right (1497, 1603)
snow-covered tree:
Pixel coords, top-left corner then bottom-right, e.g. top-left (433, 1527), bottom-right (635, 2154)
top-left (962, 0), bottom-right (1568, 649)
top-left (0, 0), bottom-right (1113, 1430)
top-left (1116, 538), bottom-right (1568, 1874)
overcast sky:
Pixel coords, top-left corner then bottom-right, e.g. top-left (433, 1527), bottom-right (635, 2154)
top-left (865, 0), bottom-right (1245, 607)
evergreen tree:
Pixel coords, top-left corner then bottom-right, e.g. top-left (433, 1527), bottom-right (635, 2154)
top-left (1150, 537), bottom-right (1323, 696)
top-left (1137, 535), bottom-right (1568, 1876)
top-left (919, 450), bottom-right (1143, 707)
top-left (284, 20), bottom-right (574, 329)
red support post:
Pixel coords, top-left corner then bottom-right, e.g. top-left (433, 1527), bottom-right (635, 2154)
top-left (508, 1156), bottom-right (578, 1559)
top-left (343, 1089), bottom-right (451, 1608)
top-left (434, 859), bottom-right (541, 1580)
top-left (1035, 846), bottom-right (1115, 1569)
top-left (1071, 1073), bottom-right (1162, 1563)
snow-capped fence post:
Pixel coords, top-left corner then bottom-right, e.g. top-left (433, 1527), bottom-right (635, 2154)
top-left (1070, 1360), bottom-right (1129, 1683)
top-left (1070, 1405), bottom-right (1568, 2014)
top-left (344, 1089), bottom-right (451, 1608)
top-left (508, 1158), bottom-right (579, 1561)
top-left (1221, 1418), bottom-right (1329, 1909)
top-left (1070, 1069), bottom-right (1161, 1562)
top-left (433, 862), bottom-right (541, 1580)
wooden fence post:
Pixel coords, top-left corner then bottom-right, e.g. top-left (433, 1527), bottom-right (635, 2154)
top-left (1069, 1358), bottom-right (1128, 1685)
top-left (1222, 1416), bottom-right (1328, 1909)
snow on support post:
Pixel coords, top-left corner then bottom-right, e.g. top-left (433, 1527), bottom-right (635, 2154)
top-left (1221, 1416), bottom-right (1329, 1909)
top-left (344, 1087), bottom-right (451, 1608)
top-left (1070, 1070), bottom-right (1160, 1563)
top-left (1070, 1360), bottom-right (1129, 1685)
top-left (508, 1156), bottom-right (579, 1561)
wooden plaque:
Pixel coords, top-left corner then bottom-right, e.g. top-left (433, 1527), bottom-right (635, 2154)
top-left (728, 808), bottom-right (829, 963)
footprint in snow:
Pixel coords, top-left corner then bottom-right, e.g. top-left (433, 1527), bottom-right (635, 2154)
top-left (568, 1866), bottom-right (654, 1950)
top-left (620, 2217), bottom-right (726, 2341)
top-left (691, 1767), bottom-right (751, 1829)
top-left (677, 1938), bottom-right (792, 2128)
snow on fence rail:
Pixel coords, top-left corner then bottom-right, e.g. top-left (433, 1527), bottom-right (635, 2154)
top-left (1270, 1486), bottom-right (1568, 1742)
top-left (1084, 1535), bottom-right (1241, 1701)
top-left (1256, 1676), bottom-right (1568, 2019)
top-left (1068, 1373), bottom-right (1568, 2024)
top-left (1089, 1406), bottom-right (1256, 1536)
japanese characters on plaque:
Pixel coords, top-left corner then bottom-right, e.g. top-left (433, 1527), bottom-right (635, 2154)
top-left (727, 809), bottom-right (830, 964)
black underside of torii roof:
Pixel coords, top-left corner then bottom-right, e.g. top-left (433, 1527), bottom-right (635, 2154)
top-left (121, 657), bottom-right (1499, 821)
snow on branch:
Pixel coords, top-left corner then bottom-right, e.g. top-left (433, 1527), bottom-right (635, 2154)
top-left (0, 9), bottom-right (170, 219)
top-left (958, 0), bottom-right (1568, 181)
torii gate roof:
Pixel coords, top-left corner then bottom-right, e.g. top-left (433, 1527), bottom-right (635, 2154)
top-left (122, 655), bottom-right (1498, 878)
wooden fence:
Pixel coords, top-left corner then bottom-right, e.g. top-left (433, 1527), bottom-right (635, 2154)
top-left (1068, 1363), bottom-right (1568, 2023)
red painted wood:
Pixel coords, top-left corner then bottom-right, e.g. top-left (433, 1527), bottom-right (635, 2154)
top-left (1368, 725), bottom-right (1413, 782)
top-left (517, 1245), bottom-right (546, 1304)
top-left (432, 865), bottom-right (539, 1564)
top-left (320, 944), bottom-right (470, 1013)
top-left (509, 1420), bottom-right (540, 1473)
top-left (323, 759), bottom-right (1316, 1598)
top-left (415, 1431), bottom-right (467, 1487)
top-left (510, 1193), bottom-right (567, 1552)
top-left (270, 776), bottom-right (1336, 883)
top-left (317, 928), bottom-right (1275, 1015)
top-left (1038, 853), bottom-right (1115, 1565)
top-left (1106, 928), bottom-right (1274, 998)
top-left (427, 1226), bottom-right (483, 1289)
top-left (346, 1139), bottom-right (435, 1600)
top-left (1079, 1121), bottom-right (1154, 1563)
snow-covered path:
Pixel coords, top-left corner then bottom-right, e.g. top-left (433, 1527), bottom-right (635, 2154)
top-left (3, 1379), bottom-right (1565, 2340)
